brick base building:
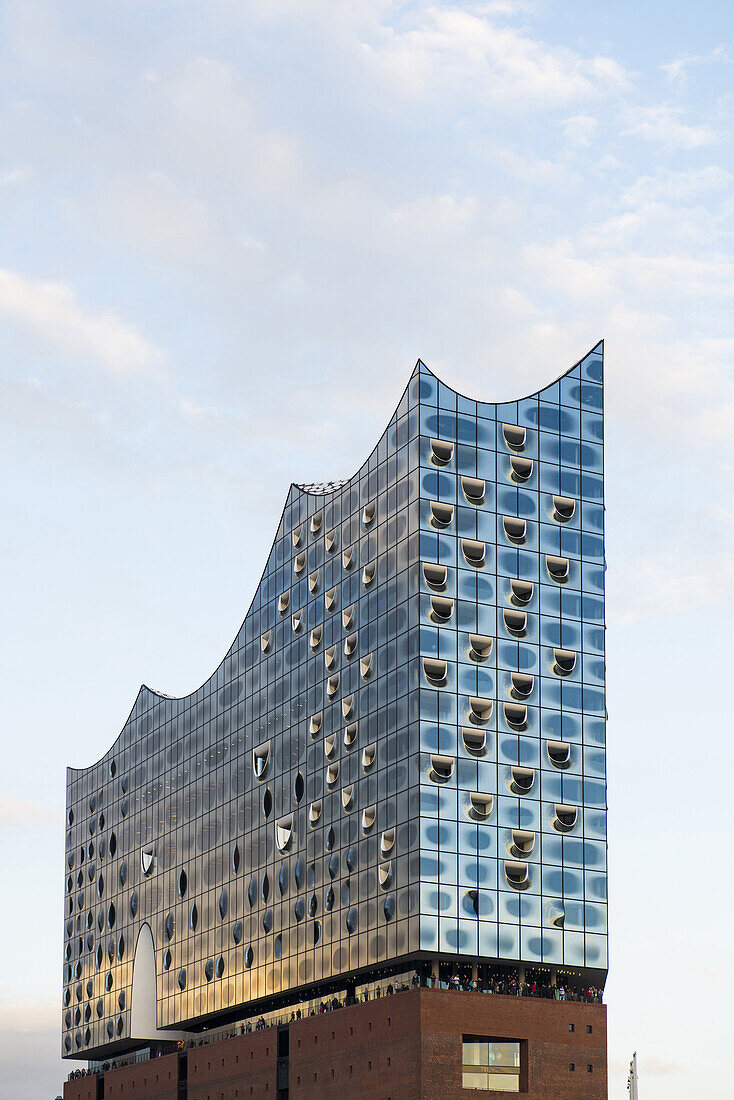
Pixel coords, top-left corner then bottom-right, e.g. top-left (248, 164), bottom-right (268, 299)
top-left (63, 987), bottom-right (607, 1100)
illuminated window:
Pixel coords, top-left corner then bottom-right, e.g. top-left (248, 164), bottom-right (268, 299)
top-left (462, 1038), bottom-right (522, 1091)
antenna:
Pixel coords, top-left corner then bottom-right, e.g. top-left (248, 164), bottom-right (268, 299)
top-left (627, 1051), bottom-right (639, 1100)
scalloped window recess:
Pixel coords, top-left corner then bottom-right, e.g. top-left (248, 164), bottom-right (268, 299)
top-left (547, 740), bottom-right (572, 768)
top-left (549, 906), bottom-right (565, 929)
top-left (423, 562), bottom-right (447, 590)
top-left (362, 501), bottom-right (376, 526)
top-left (141, 846), bottom-right (155, 876)
top-left (325, 529), bottom-right (338, 552)
top-left (325, 587), bottom-right (338, 612)
top-left (504, 702), bottom-right (528, 730)
top-left (510, 672), bottom-right (534, 699)
top-left (503, 423), bottom-right (526, 450)
top-left (510, 766), bottom-right (535, 793)
top-left (468, 697), bottom-right (493, 724)
top-left (462, 727), bottom-right (487, 755)
top-left (553, 804), bottom-right (577, 832)
top-left (511, 829), bottom-right (535, 857)
top-left (342, 546), bottom-right (354, 570)
top-left (510, 456), bottom-right (533, 483)
top-left (294, 551), bottom-right (306, 575)
top-left (344, 631), bottom-right (358, 657)
top-left (505, 860), bottom-right (530, 889)
top-left (503, 608), bottom-right (527, 637)
top-left (546, 554), bottom-right (570, 582)
top-left (553, 648), bottom-right (577, 676)
top-left (430, 438), bottom-right (454, 465)
top-left (469, 633), bottom-right (493, 662)
top-left (378, 861), bottom-right (393, 888)
top-left (510, 579), bottom-right (534, 606)
top-left (462, 539), bottom-right (486, 567)
top-left (342, 603), bottom-right (355, 629)
top-left (462, 476), bottom-right (485, 505)
top-left (324, 645), bottom-right (337, 670)
top-left (362, 805), bottom-right (376, 832)
top-left (292, 524), bottom-right (304, 549)
top-left (324, 735), bottom-right (336, 758)
top-left (260, 630), bottom-right (272, 654)
top-left (341, 785), bottom-right (354, 810)
top-left (275, 817), bottom-right (293, 852)
top-left (430, 500), bottom-right (454, 529)
top-left (310, 510), bottom-right (323, 535)
top-left (342, 694), bottom-right (355, 720)
top-left (308, 569), bottom-right (320, 594)
top-left (429, 754), bottom-right (454, 782)
top-left (430, 595), bottom-right (454, 623)
top-left (253, 744), bottom-right (270, 779)
top-left (326, 762), bottom-right (339, 786)
top-left (362, 560), bottom-right (376, 587)
top-left (344, 722), bottom-right (358, 748)
top-left (292, 609), bottom-right (303, 633)
top-left (503, 515), bottom-right (526, 544)
top-left (360, 653), bottom-right (373, 680)
top-left (309, 625), bottom-right (323, 649)
top-left (362, 743), bottom-right (376, 769)
top-left (309, 711), bottom-right (322, 737)
top-left (553, 495), bottom-right (576, 522)
top-left (327, 672), bottom-right (340, 696)
top-left (422, 657), bottom-right (448, 687)
top-left (278, 591), bottom-right (290, 614)
top-left (309, 800), bottom-right (322, 825)
top-left (468, 792), bottom-right (494, 820)
top-left (380, 828), bottom-right (395, 856)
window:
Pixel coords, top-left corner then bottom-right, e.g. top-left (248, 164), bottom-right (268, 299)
top-left (587, 1026), bottom-right (593, 1034)
top-left (568, 1024), bottom-right (575, 1033)
top-left (430, 438), bottom-right (454, 465)
top-left (462, 1038), bottom-right (522, 1092)
top-left (569, 1062), bottom-right (575, 1072)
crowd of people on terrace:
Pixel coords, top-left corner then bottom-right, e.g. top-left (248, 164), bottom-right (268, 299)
top-left (67, 971), bottom-right (602, 1080)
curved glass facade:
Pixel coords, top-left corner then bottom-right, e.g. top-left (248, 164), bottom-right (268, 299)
top-left (62, 345), bottom-right (606, 1058)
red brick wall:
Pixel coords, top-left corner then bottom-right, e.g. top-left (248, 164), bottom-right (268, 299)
top-left (63, 989), bottom-right (607, 1100)
top-left (187, 1030), bottom-right (277, 1100)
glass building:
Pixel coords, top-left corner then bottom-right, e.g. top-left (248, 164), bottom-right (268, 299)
top-left (62, 345), bottom-right (606, 1060)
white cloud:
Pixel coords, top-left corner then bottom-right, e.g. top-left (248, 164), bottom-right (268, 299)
top-left (0, 267), bottom-right (161, 372)
top-left (0, 164), bottom-right (33, 187)
top-left (359, 5), bottom-right (629, 108)
top-left (623, 104), bottom-right (721, 149)
top-left (561, 113), bottom-right (599, 146)
top-left (662, 44), bottom-right (730, 84)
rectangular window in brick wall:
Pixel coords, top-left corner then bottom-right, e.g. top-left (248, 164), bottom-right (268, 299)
top-left (462, 1036), bottom-right (523, 1092)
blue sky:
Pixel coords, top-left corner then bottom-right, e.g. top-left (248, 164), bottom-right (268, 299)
top-left (1, 2), bottom-right (733, 1097)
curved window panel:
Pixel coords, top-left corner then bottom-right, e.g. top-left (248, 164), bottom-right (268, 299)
top-left (381, 828), bottom-right (395, 857)
top-left (430, 595), bottom-right (454, 623)
top-left (503, 516), bottom-right (526, 544)
top-left (468, 697), bottom-right (493, 724)
top-left (361, 743), bottom-right (376, 769)
top-left (343, 722), bottom-right (358, 748)
top-left (462, 476), bottom-right (485, 505)
top-left (291, 609), bottom-right (303, 634)
top-left (423, 657), bottom-right (448, 687)
top-left (342, 546), bottom-right (354, 570)
top-left (511, 829), bottom-right (535, 857)
top-left (326, 763), bottom-right (339, 786)
top-left (342, 694), bottom-right (355, 720)
top-left (503, 608), bottom-right (527, 637)
top-left (430, 501), bottom-right (454, 529)
top-left (292, 524), bottom-right (303, 549)
top-left (308, 569), bottom-right (320, 594)
top-left (468, 633), bottom-right (493, 662)
top-left (309, 800), bottom-right (322, 826)
top-left (553, 648), bottom-right (577, 676)
top-left (510, 579), bottom-right (533, 606)
top-left (510, 456), bottom-right (533, 482)
top-left (294, 551), bottom-right (306, 575)
top-left (260, 631), bottom-right (271, 654)
top-left (553, 804), bottom-right (578, 832)
top-left (504, 860), bottom-right (530, 890)
top-left (468, 793), bottom-right (494, 821)
top-left (325, 529), bottom-right (337, 553)
top-left (378, 862), bottom-right (393, 888)
top-left (510, 672), bottom-right (534, 699)
top-left (547, 740), bottom-right (572, 769)
top-left (326, 673), bottom-right (340, 697)
top-left (362, 501), bottom-right (376, 526)
top-left (277, 591), bottom-right (290, 614)
top-left (253, 743), bottom-right (270, 779)
top-left (324, 645), bottom-right (337, 670)
top-left (429, 754), bottom-right (454, 782)
top-left (310, 510), bottom-right (322, 535)
top-left (309, 625), bottom-right (322, 650)
top-left (341, 785), bottom-right (354, 811)
top-left (344, 631), bottom-right (358, 657)
top-left (503, 423), bottom-right (526, 450)
top-left (504, 702), bottom-right (528, 729)
top-left (324, 735), bottom-right (336, 759)
top-left (430, 437), bottom-right (454, 465)
top-left (360, 653), bottom-right (373, 680)
top-left (324, 587), bottom-right (338, 612)
top-left (423, 562), bottom-right (448, 589)
top-left (510, 766), bottom-right (535, 794)
top-left (553, 494), bottom-right (576, 522)
top-left (546, 554), bottom-right (570, 582)
top-left (462, 727), bottom-right (487, 755)
top-left (275, 817), bottom-right (293, 852)
top-left (362, 560), bottom-right (376, 587)
top-left (309, 711), bottom-right (322, 737)
top-left (462, 539), bottom-right (486, 567)
top-left (362, 805), bottom-right (376, 832)
top-left (342, 604), bottom-right (355, 629)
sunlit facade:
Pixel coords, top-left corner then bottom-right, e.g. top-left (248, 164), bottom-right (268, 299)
top-left (62, 345), bottom-right (606, 1060)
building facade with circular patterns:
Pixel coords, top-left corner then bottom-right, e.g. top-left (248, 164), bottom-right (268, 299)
top-left (62, 346), bottom-right (607, 1060)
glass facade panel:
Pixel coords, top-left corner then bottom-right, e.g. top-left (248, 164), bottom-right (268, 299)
top-left (63, 346), bottom-right (607, 1059)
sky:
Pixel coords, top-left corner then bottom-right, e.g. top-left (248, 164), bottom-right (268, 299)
top-left (1, 1), bottom-right (733, 1097)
